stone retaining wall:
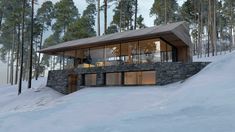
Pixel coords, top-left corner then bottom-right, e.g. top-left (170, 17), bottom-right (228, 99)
top-left (47, 62), bottom-right (210, 94)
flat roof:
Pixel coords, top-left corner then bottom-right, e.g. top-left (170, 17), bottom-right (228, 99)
top-left (40, 21), bottom-right (192, 54)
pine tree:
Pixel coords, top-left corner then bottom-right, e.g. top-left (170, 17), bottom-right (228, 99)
top-left (112, 0), bottom-right (136, 31)
top-left (223, 0), bottom-right (235, 52)
top-left (35, 1), bottom-right (54, 80)
top-left (28, 0), bottom-right (34, 88)
top-left (19, 0), bottom-right (27, 95)
top-left (104, 0), bottom-right (108, 34)
top-left (63, 3), bottom-right (96, 41)
top-left (150, 0), bottom-right (180, 25)
top-left (86, 0), bottom-right (101, 36)
top-left (134, 0), bottom-right (138, 30)
top-left (53, 0), bottom-right (79, 37)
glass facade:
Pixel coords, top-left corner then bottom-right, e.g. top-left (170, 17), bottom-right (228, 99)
top-left (139, 39), bottom-right (173, 63)
top-left (60, 38), bottom-right (176, 69)
top-left (120, 42), bottom-right (138, 64)
top-left (90, 46), bottom-right (105, 67)
top-left (105, 44), bottom-right (121, 66)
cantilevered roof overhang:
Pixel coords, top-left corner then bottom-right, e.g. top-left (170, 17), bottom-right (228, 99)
top-left (39, 21), bottom-right (192, 55)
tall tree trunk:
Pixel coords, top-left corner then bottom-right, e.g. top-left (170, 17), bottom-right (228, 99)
top-left (10, 28), bottom-right (15, 85)
top-left (208, 0), bottom-right (212, 57)
top-left (0, 11), bottom-right (2, 30)
top-left (15, 25), bottom-right (20, 85)
top-left (197, 1), bottom-right (200, 58)
top-left (134, 0), bottom-right (138, 30)
top-left (7, 52), bottom-right (10, 84)
top-left (119, 0), bottom-right (122, 32)
top-left (233, 27), bottom-right (235, 50)
top-left (35, 38), bottom-right (38, 80)
top-left (104, 0), bottom-right (107, 34)
top-left (28, 0), bottom-right (34, 89)
top-left (97, 0), bottom-right (101, 36)
top-left (0, 0), bottom-right (5, 30)
top-left (197, 0), bottom-right (203, 58)
top-left (229, 1), bottom-right (233, 52)
top-left (218, 1), bottom-right (222, 54)
top-left (212, 0), bottom-right (217, 56)
top-left (200, 10), bottom-right (203, 58)
top-left (164, 0), bottom-right (167, 24)
top-left (210, 0), bottom-right (215, 56)
top-left (229, 27), bottom-right (233, 52)
top-left (19, 0), bottom-right (26, 95)
top-left (36, 32), bottom-right (43, 80)
top-left (207, 30), bottom-right (210, 57)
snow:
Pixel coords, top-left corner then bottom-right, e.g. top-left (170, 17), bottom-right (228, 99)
top-left (0, 51), bottom-right (235, 132)
top-left (0, 78), bottom-right (62, 114)
top-left (193, 51), bottom-right (230, 62)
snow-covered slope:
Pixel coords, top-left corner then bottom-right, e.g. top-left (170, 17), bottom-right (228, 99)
top-left (193, 52), bottom-right (229, 62)
top-left (0, 51), bottom-right (235, 132)
top-left (0, 78), bottom-right (62, 113)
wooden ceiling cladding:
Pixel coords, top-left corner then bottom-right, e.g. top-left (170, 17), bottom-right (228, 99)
top-left (39, 21), bottom-right (192, 55)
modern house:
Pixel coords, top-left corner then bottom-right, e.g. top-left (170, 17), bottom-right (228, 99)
top-left (40, 21), bottom-right (209, 94)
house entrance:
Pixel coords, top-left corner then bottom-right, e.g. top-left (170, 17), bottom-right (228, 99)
top-left (68, 74), bottom-right (78, 93)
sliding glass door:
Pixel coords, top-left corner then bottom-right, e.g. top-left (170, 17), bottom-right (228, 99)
top-left (124, 71), bottom-right (156, 85)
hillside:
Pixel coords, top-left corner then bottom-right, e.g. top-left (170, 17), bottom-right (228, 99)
top-left (0, 51), bottom-right (235, 132)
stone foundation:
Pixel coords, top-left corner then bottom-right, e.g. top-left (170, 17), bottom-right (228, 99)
top-left (47, 62), bottom-right (210, 94)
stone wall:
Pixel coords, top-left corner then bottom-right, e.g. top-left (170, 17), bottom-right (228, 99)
top-left (47, 69), bottom-right (73, 94)
top-left (47, 62), bottom-right (210, 94)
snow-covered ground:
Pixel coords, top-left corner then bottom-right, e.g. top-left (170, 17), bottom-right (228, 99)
top-left (0, 51), bottom-right (235, 132)
top-left (0, 78), bottom-right (62, 114)
top-left (193, 51), bottom-right (230, 62)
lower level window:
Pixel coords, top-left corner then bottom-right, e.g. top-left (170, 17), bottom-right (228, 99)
top-left (124, 71), bottom-right (156, 85)
top-left (124, 72), bottom-right (138, 85)
top-left (106, 73), bottom-right (122, 85)
top-left (141, 71), bottom-right (156, 85)
top-left (85, 74), bottom-right (97, 86)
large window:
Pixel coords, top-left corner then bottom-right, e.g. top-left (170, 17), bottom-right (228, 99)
top-left (106, 73), bottom-right (122, 85)
top-left (75, 49), bottom-right (91, 68)
top-left (139, 39), bottom-right (159, 64)
top-left (61, 38), bottom-right (177, 69)
top-left (105, 44), bottom-right (121, 66)
top-left (139, 39), bottom-right (174, 63)
top-left (85, 74), bottom-right (97, 86)
top-left (90, 46), bottom-right (105, 67)
top-left (124, 72), bottom-right (138, 85)
top-left (141, 71), bottom-right (156, 85)
top-left (124, 71), bottom-right (156, 85)
top-left (121, 42), bottom-right (138, 64)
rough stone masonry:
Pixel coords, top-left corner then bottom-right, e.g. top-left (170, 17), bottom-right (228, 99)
top-left (47, 62), bottom-right (210, 94)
